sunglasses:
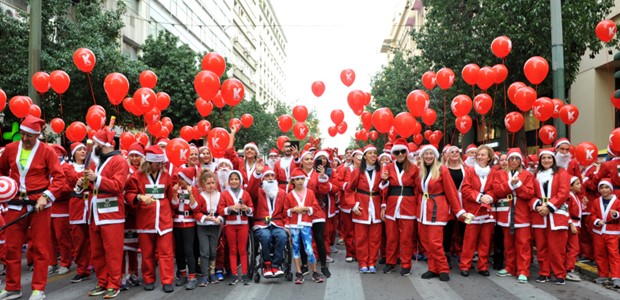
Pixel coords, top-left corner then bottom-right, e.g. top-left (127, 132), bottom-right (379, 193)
top-left (508, 157), bottom-right (521, 161)
top-left (392, 149), bottom-right (407, 155)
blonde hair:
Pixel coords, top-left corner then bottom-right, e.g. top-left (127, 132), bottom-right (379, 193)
top-left (198, 169), bottom-right (216, 188)
top-left (443, 146), bottom-right (464, 166)
top-left (419, 150), bottom-right (442, 181)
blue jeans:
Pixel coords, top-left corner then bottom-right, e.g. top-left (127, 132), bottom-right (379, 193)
top-left (254, 225), bottom-right (288, 268)
top-left (290, 227), bottom-right (316, 264)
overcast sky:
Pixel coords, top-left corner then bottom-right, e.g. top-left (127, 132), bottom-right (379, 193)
top-left (271, 0), bottom-right (404, 153)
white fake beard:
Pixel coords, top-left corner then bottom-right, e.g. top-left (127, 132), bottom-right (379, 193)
top-left (555, 153), bottom-right (570, 169)
top-left (262, 179), bottom-right (279, 199)
top-left (217, 169), bottom-right (230, 189)
top-left (465, 156), bottom-right (477, 167)
top-left (267, 158), bottom-right (277, 169)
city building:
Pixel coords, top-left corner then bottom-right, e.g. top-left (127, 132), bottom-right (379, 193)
top-left (380, 0), bottom-right (425, 60)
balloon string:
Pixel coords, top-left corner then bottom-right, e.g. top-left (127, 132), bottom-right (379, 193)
top-left (87, 73), bottom-right (97, 105)
top-left (219, 108), bottom-right (225, 126)
top-left (443, 93), bottom-right (446, 145)
top-left (511, 133), bottom-right (515, 148)
top-left (502, 58), bottom-right (509, 149)
top-left (536, 120), bottom-right (540, 147)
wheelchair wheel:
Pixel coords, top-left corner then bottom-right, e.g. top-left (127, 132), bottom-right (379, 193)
top-left (284, 231), bottom-right (294, 281)
top-left (247, 229), bottom-right (256, 278)
top-left (286, 272), bottom-right (293, 281)
top-left (253, 272), bottom-right (261, 283)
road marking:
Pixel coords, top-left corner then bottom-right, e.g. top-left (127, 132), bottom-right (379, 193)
top-left (487, 274), bottom-right (557, 300)
top-left (325, 262), bottom-right (365, 300)
top-left (409, 268), bottom-right (463, 300)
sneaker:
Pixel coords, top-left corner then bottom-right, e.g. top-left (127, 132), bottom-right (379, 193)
top-left (383, 264), bottom-right (395, 274)
top-left (301, 265), bottom-right (309, 275)
top-left (228, 275), bottom-right (240, 286)
top-left (70, 274), bottom-right (89, 283)
top-left (186, 278), bottom-right (197, 290)
top-left (209, 274), bottom-right (219, 283)
top-left (198, 276), bottom-right (209, 287)
top-left (263, 268), bottom-right (273, 278)
top-left (273, 268), bottom-right (284, 277)
top-left (175, 276), bottom-right (188, 286)
top-left (128, 275), bottom-right (141, 286)
top-left (241, 275), bottom-right (251, 285)
top-left (312, 272), bottom-right (324, 283)
top-left (58, 266), bottom-right (70, 275)
top-left (162, 284), bottom-right (174, 293)
top-left (400, 268), bottom-right (411, 276)
top-left (88, 286), bottom-right (106, 296)
top-left (326, 256), bottom-right (335, 263)
top-left (345, 257), bottom-right (354, 263)
top-left (565, 270), bottom-right (581, 282)
top-left (517, 274), bottom-right (528, 283)
top-left (359, 267), bottom-right (368, 274)
top-left (378, 257), bottom-right (386, 265)
top-left (294, 273), bottom-right (304, 284)
top-left (321, 267), bottom-right (331, 278)
top-left (594, 277), bottom-right (608, 284)
top-left (613, 278), bottom-right (620, 288)
top-left (368, 266), bottom-right (377, 274)
top-left (439, 273), bottom-right (450, 282)
top-left (28, 290), bottom-right (45, 300)
top-left (330, 246), bottom-right (339, 254)
top-left (102, 289), bottom-right (119, 299)
top-left (48, 265), bottom-right (59, 275)
top-left (421, 271), bottom-right (438, 279)
top-left (460, 270), bottom-right (469, 277)
top-left (536, 275), bottom-right (550, 283)
top-left (554, 278), bottom-right (566, 285)
top-left (143, 283), bottom-right (155, 291)
top-left (337, 238), bottom-right (344, 245)
top-left (0, 290), bottom-right (22, 300)
top-left (478, 270), bottom-right (490, 276)
top-left (496, 269), bottom-right (512, 277)
top-left (415, 253), bottom-right (427, 261)
top-left (215, 269), bottom-right (225, 282)
top-left (120, 279), bottom-right (129, 291)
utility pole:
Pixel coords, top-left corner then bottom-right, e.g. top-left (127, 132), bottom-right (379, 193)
top-left (28, 0), bottom-right (42, 105)
top-left (550, 0), bottom-right (567, 138)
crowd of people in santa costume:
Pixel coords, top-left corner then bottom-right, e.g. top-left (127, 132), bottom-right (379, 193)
top-left (0, 115), bottom-right (619, 299)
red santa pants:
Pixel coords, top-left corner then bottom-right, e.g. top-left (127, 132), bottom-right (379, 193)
top-left (138, 232), bottom-right (174, 285)
top-left (325, 215), bottom-right (338, 248)
top-left (459, 222), bottom-right (494, 271)
top-left (593, 233), bottom-right (620, 278)
top-left (70, 223), bottom-right (91, 276)
top-left (0, 214), bottom-right (5, 264)
top-left (51, 216), bottom-right (73, 268)
top-left (341, 212), bottom-right (356, 258)
top-left (419, 224), bottom-right (449, 274)
top-left (5, 207), bottom-right (51, 291)
top-left (90, 222), bottom-right (124, 289)
top-left (224, 224), bottom-right (249, 275)
top-left (385, 218), bottom-right (414, 268)
top-left (216, 234), bottom-right (227, 270)
top-left (533, 227), bottom-right (568, 279)
top-left (579, 215), bottom-right (594, 260)
top-left (502, 226), bottom-right (531, 277)
top-left (565, 227), bottom-right (580, 271)
top-left (354, 222), bottom-right (382, 268)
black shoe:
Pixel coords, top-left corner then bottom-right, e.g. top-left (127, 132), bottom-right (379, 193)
top-left (400, 268), bottom-right (411, 276)
top-left (492, 264), bottom-right (503, 270)
top-left (143, 283), bottom-right (155, 291)
top-left (554, 278), bottom-right (566, 285)
top-left (312, 272), bottom-right (325, 283)
top-left (460, 270), bottom-right (469, 277)
top-left (439, 273), bottom-right (450, 282)
top-left (321, 267), bottom-right (331, 278)
top-left (71, 274), bottom-right (89, 283)
top-left (175, 276), bottom-right (187, 286)
top-left (301, 265), bottom-right (309, 276)
top-left (421, 271), bottom-right (439, 279)
top-left (241, 275), bottom-right (251, 285)
top-left (378, 257), bottom-right (386, 265)
top-left (536, 276), bottom-right (550, 283)
top-left (162, 284), bottom-right (174, 293)
top-left (228, 276), bottom-right (240, 286)
top-left (478, 270), bottom-right (490, 277)
top-left (383, 264), bottom-right (395, 274)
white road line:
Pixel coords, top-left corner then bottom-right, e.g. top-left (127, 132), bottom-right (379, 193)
top-left (409, 268), bottom-right (463, 300)
top-left (325, 263), bottom-right (365, 300)
top-left (487, 275), bottom-right (557, 300)
top-left (224, 279), bottom-right (274, 300)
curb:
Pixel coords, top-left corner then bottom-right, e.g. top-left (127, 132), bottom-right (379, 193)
top-left (575, 261), bottom-right (598, 279)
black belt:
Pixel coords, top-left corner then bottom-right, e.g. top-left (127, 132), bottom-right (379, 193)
top-left (175, 210), bottom-right (194, 217)
top-left (613, 185), bottom-right (620, 190)
top-left (255, 217), bottom-right (282, 222)
top-left (278, 180), bottom-right (289, 185)
top-left (424, 193), bottom-right (445, 223)
top-left (356, 189), bottom-right (378, 197)
top-left (69, 192), bottom-right (84, 198)
top-left (388, 186), bottom-right (414, 196)
top-left (7, 188), bottom-right (47, 205)
top-left (571, 216), bottom-right (581, 221)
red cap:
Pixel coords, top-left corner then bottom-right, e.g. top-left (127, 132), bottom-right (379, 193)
top-left (51, 144), bottom-right (67, 156)
top-left (363, 144), bottom-right (377, 155)
top-left (391, 138), bottom-right (408, 154)
top-left (262, 165), bottom-right (275, 178)
top-left (554, 138), bottom-right (570, 149)
top-left (383, 142), bottom-right (392, 153)
top-left (244, 142), bottom-right (259, 155)
top-left (20, 115), bottom-right (46, 135)
top-left (128, 142), bottom-right (145, 157)
top-left (178, 167), bottom-right (197, 185)
top-left (93, 128), bottom-right (116, 148)
top-left (291, 168), bottom-right (307, 179)
top-left (419, 144), bottom-right (440, 158)
top-left (466, 144), bottom-right (478, 153)
top-left (145, 145), bottom-right (165, 162)
top-left (507, 148), bottom-right (523, 161)
top-left (538, 147), bottom-right (555, 158)
top-left (157, 137), bottom-right (169, 147)
top-left (269, 148), bottom-right (279, 156)
top-left (70, 142), bottom-right (85, 157)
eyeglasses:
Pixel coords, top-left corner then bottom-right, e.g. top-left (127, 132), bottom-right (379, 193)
top-left (392, 149), bottom-right (407, 156)
top-left (19, 131), bottom-right (38, 138)
top-left (151, 162), bottom-right (164, 165)
top-left (508, 157), bottom-right (521, 161)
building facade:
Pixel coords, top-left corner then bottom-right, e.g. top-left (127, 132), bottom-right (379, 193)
top-left (380, 0), bottom-right (424, 60)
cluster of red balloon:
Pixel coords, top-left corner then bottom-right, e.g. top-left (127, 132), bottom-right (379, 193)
top-left (354, 111), bottom-right (378, 142)
top-left (327, 109), bottom-right (346, 137)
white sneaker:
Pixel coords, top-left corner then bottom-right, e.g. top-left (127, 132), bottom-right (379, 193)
top-left (565, 270), bottom-right (581, 282)
top-left (48, 265), bottom-right (58, 274)
top-left (345, 257), bottom-right (354, 263)
top-left (329, 246), bottom-right (339, 254)
top-left (29, 290), bottom-right (46, 300)
top-left (58, 266), bottom-right (70, 275)
top-left (0, 290), bottom-right (23, 300)
top-left (326, 256), bottom-right (335, 263)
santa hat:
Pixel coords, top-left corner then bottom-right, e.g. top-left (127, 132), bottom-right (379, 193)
top-left (290, 168), bottom-right (307, 180)
top-left (128, 142), bottom-right (145, 157)
top-left (538, 147), bottom-right (555, 158)
top-left (178, 167), bottom-right (197, 185)
top-left (554, 138), bottom-right (570, 149)
top-left (157, 137), bottom-right (169, 147)
top-left (494, 151), bottom-right (501, 159)
top-left (608, 145), bottom-right (619, 158)
top-left (466, 144), bottom-right (478, 153)
top-left (189, 143), bottom-right (198, 151)
top-left (507, 148), bottom-right (523, 161)
top-left (383, 142), bottom-right (392, 153)
top-left (93, 127), bottom-right (116, 148)
top-left (391, 138), bottom-right (408, 154)
top-left (570, 176), bottom-right (580, 185)
top-left (378, 152), bottom-right (393, 162)
top-left (217, 158), bottom-right (233, 169)
top-left (20, 115), bottom-right (45, 135)
top-left (314, 149), bottom-right (330, 161)
top-left (70, 142), bottom-right (85, 157)
top-left (527, 154), bottom-right (538, 165)
top-left (308, 146), bottom-right (317, 152)
top-left (442, 144), bottom-right (452, 154)
top-left (300, 150), bottom-right (313, 160)
top-left (352, 149), bottom-right (363, 158)
top-left (419, 144), bottom-right (440, 158)
top-left (228, 170), bottom-right (244, 185)
top-left (51, 144), bottom-right (66, 157)
top-left (598, 178), bottom-right (613, 190)
top-left (145, 145), bottom-right (166, 163)
top-left (244, 142), bottom-right (259, 155)
top-left (269, 148), bottom-right (279, 157)
top-left (262, 165), bottom-right (275, 179)
top-left (363, 144), bottom-right (377, 155)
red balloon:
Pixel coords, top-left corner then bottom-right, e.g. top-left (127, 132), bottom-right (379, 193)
top-left (86, 109), bottom-right (105, 130)
top-left (455, 115), bottom-right (472, 134)
top-left (156, 92), bottom-right (170, 111)
top-left (363, 92), bottom-right (372, 106)
top-left (147, 121), bottom-right (162, 137)
top-left (406, 90), bottom-right (429, 117)
top-left (610, 128), bottom-right (620, 153)
top-left (180, 126), bottom-right (195, 142)
top-left (524, 56), bottom-right (549, 85)
top-left (229, 118), bottom-right (241, 132)
top-left (451, 94), bottom-right (473, 117)
top-left (139, 70), bottom-right (157, 89)
top-left (596, 20), bottom-right (617, 43)
top-left (340, 69), bottom-right (356, 87)
top-left (28, 104), bottom-right (41, 118)
top-left (119, 132), bottom-right (135, 150)
top-left (474, 93), bottom-right (492, 115)
top-left (135, 132), bottom-right (149, 146)
top-left (201, 52), bottom-right (226, 77)
top-left (88, 130), bottom-right (96, 140)
top-left (144, 108), bottom-right (161, 125)
top-left (311, 81), bottom-right (325, 97)
top-left (372, 108), bottom-right (394, 134)
top-left (358, 129), bottom-right (368, 141)
top-left (50, 70), bottom-right (70, 94)
top-left (361, 111), bottom-right (372, 130)
top-left (421, 108), bottom-right (437, 126)
top-left (50, 118), bottom-right (65, 134)
top-left (423, 130), bottom-right (433, 141)
top-left (241, 114), bottom-right (253, 128)
top-left (337, 121), bottom-right (347, 134)
top-left (559, 104), bottom-right (579, 125)
top-left (194, 70), bottom-right (220, 101)
top-left (491, 36), bottom-right (512, 58)
top-left (575, 142), bottom-right (598, 167)
top-left (0, 89), bottom-right (6, 112)
top-left (393, 112), bottom-right (416, 138)
top-left (613, 91), bottom-right (620, 109)
top-left (278, 115), bottom-right (293, 132)
top-left (292, 105), bottom-right (308, 122)
top-left (532, 97), bottom-right (553, 121)
top-left (122, 98), bottom-right (141, 116)
top-left (539, 125), bottom-right (557, 145)
top-left (413, 134), bottom-right (423, 144)
top-left (435, 68), bottom-right (455, 90)
top-left (196, 120), bottom-right (211, 137)
top-left (504, 112), bottom-right (524, 133)
top-left (104, 73), bottom-right (129, 105)
top-left (133, 87), bottom-right (156, 114)
top-left (277, 136), bottom-right (289, 150)
top-left (428, 132), bottom-right (442, 145)
top-left (330, 109), bottom-right (344, 125)
top-left (293, 122), bottom-right (309, 140)
top-left (73, 48), bottom-right (96, 73)
top-left (492, 64), bottom-right (508, 84)
top-left (192, 125), bottom-right (202, 141)
top-left (328, 126), bottom-right (337, 137)
top-left (195, 98), bottom-right (214, 117)
top-left (461, 64), bottom-right (480, 86)
top-left (221, 78), bottom-right (245, 107)
top-left (167, 138), bottom-right (191, 166)
top-left (551, 98), bottom-right (564, 118)
top-left (66, 122), bottom-right (87, 142)
top-left (207, 127), bottom-right (230, 151)
top-left (347, 90), bottom-right (366, 113)
top-left (212, 91), bottom-right (225, 108)
top-left (9, 96), bottom-right (31, 118)
top-left (412, 120), bottom-right (422, 135)
top-left (32, 72), bottom-right (50, 94)
top-left (87, 104), bottom-right (106, 115)
top-left (476, 67), bottom-right (496, 91)
top-left (508, 82), bottom-right (526, 104)
top-left (514, 86), bottom-right (537, 111)
top-left (388, 126), bottom-right (398, 142)
top-left (370, 130), bottom-right (379, 141)
top-left (422, 71), bottom-right (436, 90)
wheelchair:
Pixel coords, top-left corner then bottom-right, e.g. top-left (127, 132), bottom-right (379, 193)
top-left (249, 228), bottom-right (293, 283)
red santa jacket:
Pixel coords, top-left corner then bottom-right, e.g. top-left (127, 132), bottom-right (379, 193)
top-left (67, 162), bottom-right (88, 224)
top-left (581, 164), bottom-right (599, 215)
top-left (591, 195), bottom-right (620, 235)
top-left (317, 172), bottom-right (341, 219)
top-left (273, 156), bottom-right (297, 192)
top-left (492, 169), bottom-right (535, 228)
top-left (460, 166), bottom-right (496, 224)
top-left (415, 165), bottom-right (466, 226)
top-left (85, 152), bottom-right (129, 226)
top-left (530, 168), bottom-right (570, 230)
top-left (125, 169), bottom-right (175, 235)
top-left (217, 188), bottom-right (254, 225)
top-left (253, 187), bottom-right (287, 230)
top-left (585, 158), bottom-right (620, 198)
top-left (192, 188), bottom-right (224, 226)
top-left (51, 161), bottom-right (75, 218)
top-left (339, 165), bottom-right (356, 212)
top-left (171, 187), bottom-right (198, 228)
top-left (379, 161), bottom-right (419, 220)
top-left (285, 188), bottom-right (320, 228)
top-left (0, 140), bottom-right (66, 210)
top-left (224, 148), bottom-right (261, 200)
top-left (567, 191), bottom-right (582, 227)
top-left (346, 167), bottom-right (383, 225)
